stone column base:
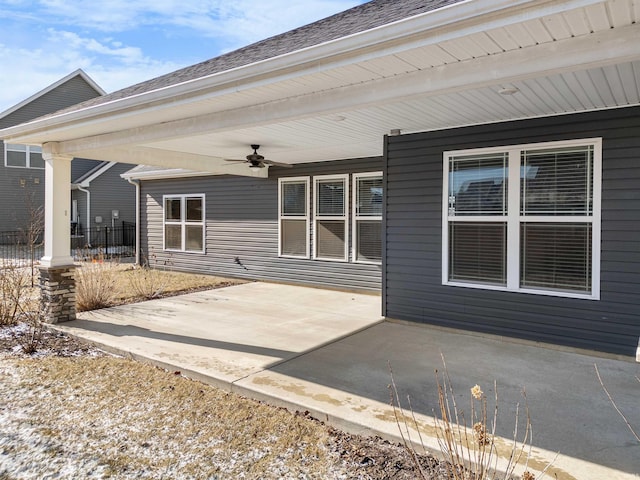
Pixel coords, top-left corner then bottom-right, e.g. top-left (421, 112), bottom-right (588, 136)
top-left (39, 265), bottom-right (76, 324)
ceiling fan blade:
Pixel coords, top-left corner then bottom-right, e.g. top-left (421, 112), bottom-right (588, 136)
top-left (263, 159), bottom-right (293, 168)
top-left (223, 158), bottom-right (248, 163)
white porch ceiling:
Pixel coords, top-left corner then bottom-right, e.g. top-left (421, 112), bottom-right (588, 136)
top-left (3, 0), bottom-right (640, 172)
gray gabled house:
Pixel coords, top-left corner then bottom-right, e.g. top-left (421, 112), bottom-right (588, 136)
top-left (1, 0), bottom-right (639, 360)
top-left (0, 70), bottom-right (135, 247)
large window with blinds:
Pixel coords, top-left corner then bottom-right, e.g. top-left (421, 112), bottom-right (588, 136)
top-left (314, 175), bottom-right (348, 261)
top-left (163, 194), bottom-right (205, 253)
top-left (442, 138), bottom-right (601, 299)
top-left (353, 172), bottom-right (383, 263)
top-left (279, 177), bottom-right (310, 258)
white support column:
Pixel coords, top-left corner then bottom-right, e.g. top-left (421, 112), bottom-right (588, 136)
top-left (41, 143), bottom-right (74, 267)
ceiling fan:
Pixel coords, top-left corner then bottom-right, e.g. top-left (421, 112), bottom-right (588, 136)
top-left (224, 145), bottom-right (292, 170)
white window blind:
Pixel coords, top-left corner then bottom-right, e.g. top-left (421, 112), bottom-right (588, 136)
top-left (315, 175), bottom-right (348, 261)
top-left (354, 173), bottom-right (383, 263)
top-left (279, 177), bottom-right (309, 258)
top-left (443, 139), bottom-right (601, 299)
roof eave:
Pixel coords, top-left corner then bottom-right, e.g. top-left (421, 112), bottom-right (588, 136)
top-left (0, 0), bottom-right (605, 143)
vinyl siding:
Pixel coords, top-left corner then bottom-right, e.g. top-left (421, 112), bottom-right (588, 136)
top-left (385, 106), bottom-right (640, 357)
top-left (0, 75), bottom-right (103, 231)
top-left (140, 158), bottom-right (382, 292)
top-left (85, 163), bottom-right (136, 230)
top-left (0, 140), bottom-right (44, 231)
top-left (0, 76), bottom-right (101, 129)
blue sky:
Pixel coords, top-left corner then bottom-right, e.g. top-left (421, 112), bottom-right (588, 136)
top-left (0, 0), bottom-right (366, 113)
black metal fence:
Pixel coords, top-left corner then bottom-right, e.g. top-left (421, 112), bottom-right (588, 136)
top-left (0, 230), bottom-right (44, 264)
top-left (0, 221), bottom-right (136, 265)
top-left (72, 221), bottom-right (136, 260)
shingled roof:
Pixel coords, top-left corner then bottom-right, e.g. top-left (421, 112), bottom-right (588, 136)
top-left (54, 0), bottom-right (463, 114)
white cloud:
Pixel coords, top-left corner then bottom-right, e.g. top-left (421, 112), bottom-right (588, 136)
top-left (0, 30), bottom-right (184, 113)
top-left (0, 0), bottom-right (364, 113)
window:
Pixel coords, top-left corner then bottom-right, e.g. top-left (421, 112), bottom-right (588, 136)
top-left (314, 175), bottom-right (348, 261)
top-left (443, 139), bottom-right (601, 299)
top-left (5, 144), bottom-right (45, 169)
top-left (278, 177), bottom-right (309, 257)
top-left (163, 194), bottom-right (205, 253)
top-left (353, 172), bottom-right (383, 263)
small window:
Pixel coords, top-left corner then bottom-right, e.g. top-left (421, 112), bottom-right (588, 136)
top-left (163, 194), bottom-right (205, 253)
top-left (278, 177), bottom-right (309, 258)
top-left (443, 139), bottom-right (601, 299)
top-left (314, 175), bottom-right (348, 261)
top-left (5, 144), bottom-right (44, 169)
top-left (353, 172), bottom-right (383, 263)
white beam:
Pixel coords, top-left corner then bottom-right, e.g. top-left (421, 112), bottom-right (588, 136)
top-left (68, 145), bottom-right (270, 178)
top-left (54, 23), bottom-right (640, 157)
top-left (41, 145), bottom-right (74, 267)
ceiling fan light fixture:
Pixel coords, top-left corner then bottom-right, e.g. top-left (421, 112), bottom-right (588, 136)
top-left (248, 163), bottom-right (263, 171)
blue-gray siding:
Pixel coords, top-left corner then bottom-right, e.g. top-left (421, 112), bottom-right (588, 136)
top-left (83, 163), bottom-right (136, 230)
top-left (0, 76), bottom-right (100, 129)
top-left (140, 158), bottom-right (382, 292)
top-left (0, 75), bottom-right (102, 231)
top-left (385, 106), bottom-right (640, 357)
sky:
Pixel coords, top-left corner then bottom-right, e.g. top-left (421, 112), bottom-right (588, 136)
top-left (0, 0), bottom-right (366, 114)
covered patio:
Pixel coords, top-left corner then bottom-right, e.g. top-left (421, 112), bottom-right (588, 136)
top-left (0, 0), bottom-right (638, 326)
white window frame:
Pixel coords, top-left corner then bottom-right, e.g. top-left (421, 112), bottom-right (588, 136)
top-left (162, 194), bottom-right (205, 253)
top-left (313, 174), bottom-right (349, 262)
top-left (442, 138), bottom-right (601, 300)
top-left (278, 176), bottom-right (310, 258)
top-left (4, 143), bottom-right (44, 169)
top-left (352, 171), bottom-right (383, 264)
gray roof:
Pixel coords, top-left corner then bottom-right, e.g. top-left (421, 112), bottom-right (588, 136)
top-left (52, 0), bottom-right (462, 116)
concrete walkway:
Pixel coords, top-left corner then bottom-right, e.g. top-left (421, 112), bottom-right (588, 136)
top-left (54, 282), bottom-right (639, 480)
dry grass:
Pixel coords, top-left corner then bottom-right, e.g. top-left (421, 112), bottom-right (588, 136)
top-left (75, 262), bottom-right (245, 311)
top-left (4, 356), bottom-right (341, 479)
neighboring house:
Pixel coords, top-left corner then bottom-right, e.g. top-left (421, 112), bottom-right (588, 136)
top-left (71, 160), bottom-right (137, 247)
top-left (0, 70), bottom-right (135, 245)
top-left (1, 0), bottom-right (639, 359)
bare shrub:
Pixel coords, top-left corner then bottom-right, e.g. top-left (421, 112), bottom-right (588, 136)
top-left (127, 250), bottom-right (173, 300)
top-left (389, 355), bottom-right (554, 480)
top-left (75, 255), bottom-right (119, 312)
top-left (0, 260), bottom-right (30, 326)
top-left (16, 308), bottom-right (44, 354)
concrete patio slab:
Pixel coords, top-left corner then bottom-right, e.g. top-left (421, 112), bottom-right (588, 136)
top-left (55, 282), bottom-right (383, 387)
top-left (52, 282), bottom-right (640, 480)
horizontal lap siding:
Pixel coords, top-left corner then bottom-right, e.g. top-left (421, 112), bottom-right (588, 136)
top-left (385, 106), bottom-right (640, 356)
top-left (140, 158), bottom-right (382, 292)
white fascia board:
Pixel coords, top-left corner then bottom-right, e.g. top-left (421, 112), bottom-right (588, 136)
top-left (0, 69), bottom-right (105, 121)
top-left (0, 0), bottom-right (606, 142)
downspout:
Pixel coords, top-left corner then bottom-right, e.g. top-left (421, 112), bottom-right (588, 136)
top-left (77, 185), bottom-right (91, 246)
top-left (127, 178), bottom-right (140, 265)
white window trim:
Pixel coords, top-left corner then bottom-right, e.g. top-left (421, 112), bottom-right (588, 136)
top-left (162, 194), bottom-right (205, 253)
top-left (442, 137), bottom-right (602, 300)
top-left (313, 174), bottom-right (349, 262)
top-left (278, 176), bottom-right (310, 258)
top-left (4, 143), bottom-right (44, 169)
top-left (352, 171), bottom-right (383, 265)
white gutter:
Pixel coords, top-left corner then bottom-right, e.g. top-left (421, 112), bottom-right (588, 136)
top-left (76, 185), bottom-right (91, 246)
top-left (126, 178), bottom-right (140, 265)
top-left (0, 0), bottom-right (606, 142)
